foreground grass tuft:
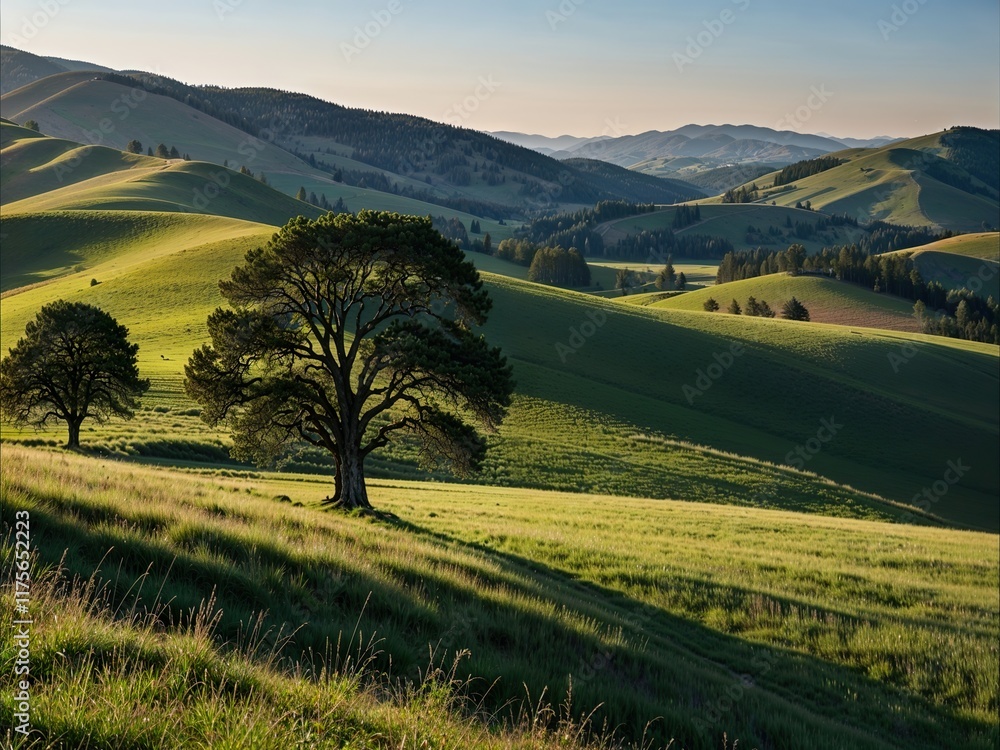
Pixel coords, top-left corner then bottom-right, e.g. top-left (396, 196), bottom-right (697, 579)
top-left (2, 445), bottom-right (997, 749)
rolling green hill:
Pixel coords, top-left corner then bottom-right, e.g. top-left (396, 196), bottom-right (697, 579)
top-left (0, 66), bottom-right (698, 219)
top-left (3, 444), bottom-right (997, 749)
top-left (652, 274), bottom-right (922, 332)
top-left (723, 131), bottom-right (1000, 232)
top-left (2, 207), bottom-right (997, 530)
top-left (0, 211), bottom-right (272, 291)
top-left (882, 233), bottom-right (1000, 299)
top-left (903, 232), bottom-right (1000, 261)
top-left (0, 121), bottom-right (515, 240)
top-left (0, 106), bottom-right (516, 240)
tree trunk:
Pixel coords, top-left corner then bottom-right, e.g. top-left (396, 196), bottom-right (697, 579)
top-left (67, 417), bottom-right (82, 449)
top-left (330, 442), bottom-right (372, 510)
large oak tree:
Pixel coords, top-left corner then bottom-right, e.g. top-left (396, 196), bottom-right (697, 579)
top-left (0, 301), bottom-right (149, 448)
top-left (185, 211), bottom-right (514, 510)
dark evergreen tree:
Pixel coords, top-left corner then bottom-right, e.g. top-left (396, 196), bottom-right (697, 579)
top-left (781, 297), bottom-right (810, 321)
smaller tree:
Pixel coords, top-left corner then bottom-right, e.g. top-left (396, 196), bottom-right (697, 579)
top-left (703, 297), bottom-right (720, 312)
top-left (784, 244), bottom-right (807, 276)
top-left (23, 120), bottom-right (40, 132)
top-left (781, 297), bottom-right (810, 321)
top-left (168, 146), bottom-right (180, 159)
top-left (677, 272), bottom-right (687, 290)
top-left (126, 139), bottom-right (143, 154)
top-left (296, 186), bottom-right (308, 202)
top-left (656, 260), bottom-right (677, 291)
top-left (155, 143), bottom-right (170, 158)
top-left (615, 268), bottom-right (635, 296)
top-left (0, 301), bottom-right (148, 448)
top-left (483, 233), bottom-right (492, 255)
top-left (727, 299), bottom-right (742, 315)
top-left (745, 296), bottom-right (762, 316)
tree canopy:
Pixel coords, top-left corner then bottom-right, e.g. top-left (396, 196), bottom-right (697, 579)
top-left (184, 211), bottom-right (515, 510)
top-left (0, 301), bottom-right (148, 448)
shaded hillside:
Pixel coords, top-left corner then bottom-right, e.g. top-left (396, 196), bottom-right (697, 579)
top-left (0, 44), bottom-right (67, 94)
top-left (0, 119), bottom-right (513, 238)
top-left (559, 157), bottom-right (704, 202)
top-left (97, 70), bottom-right (697, 209)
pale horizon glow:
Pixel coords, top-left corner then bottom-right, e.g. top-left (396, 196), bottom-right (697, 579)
top-left (2, 0), bottom-right (998, 140)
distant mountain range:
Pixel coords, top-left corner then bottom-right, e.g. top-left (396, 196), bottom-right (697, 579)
top-left (492, 126), bottom-right (901, 180)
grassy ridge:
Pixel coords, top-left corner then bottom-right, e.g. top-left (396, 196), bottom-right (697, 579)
top-left (725, 135), bottom-right (1000, 231)
top-left (903, 232), bottom-right (1000, 261)
top-left (2, 445), bottom-right (997, 749)
top-left (652, 274), bottom-right (922, 332)
top-left (0, 120), bottom-right (517, 239)
top-left (2, 158), bottom-right (324, 227)
top-left (0, 211), bottom-right (271, 291)
top-left (1, 213), bottom-right (997, 529)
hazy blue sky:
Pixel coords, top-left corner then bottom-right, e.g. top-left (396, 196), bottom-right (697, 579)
top-left (3, 0), bottom-right (997, 138)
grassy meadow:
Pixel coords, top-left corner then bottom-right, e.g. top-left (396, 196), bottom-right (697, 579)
top-left (2, 108), bottom-right (999, 750)
top-left (2, 212), bottom-right (998, 529)
top-left (3, 445), bottom-right (998, 749)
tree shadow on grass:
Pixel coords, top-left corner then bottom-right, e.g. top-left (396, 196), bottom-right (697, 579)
top-left (6, 492), bottom-right (995, 750)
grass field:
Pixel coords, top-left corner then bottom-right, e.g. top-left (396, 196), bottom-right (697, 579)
top-left (3, 218), bottom-right (997, 530)
top-left (652, 274), bottom-right (923, 333)
top-left (3, 445), bottom-right (997, 749)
